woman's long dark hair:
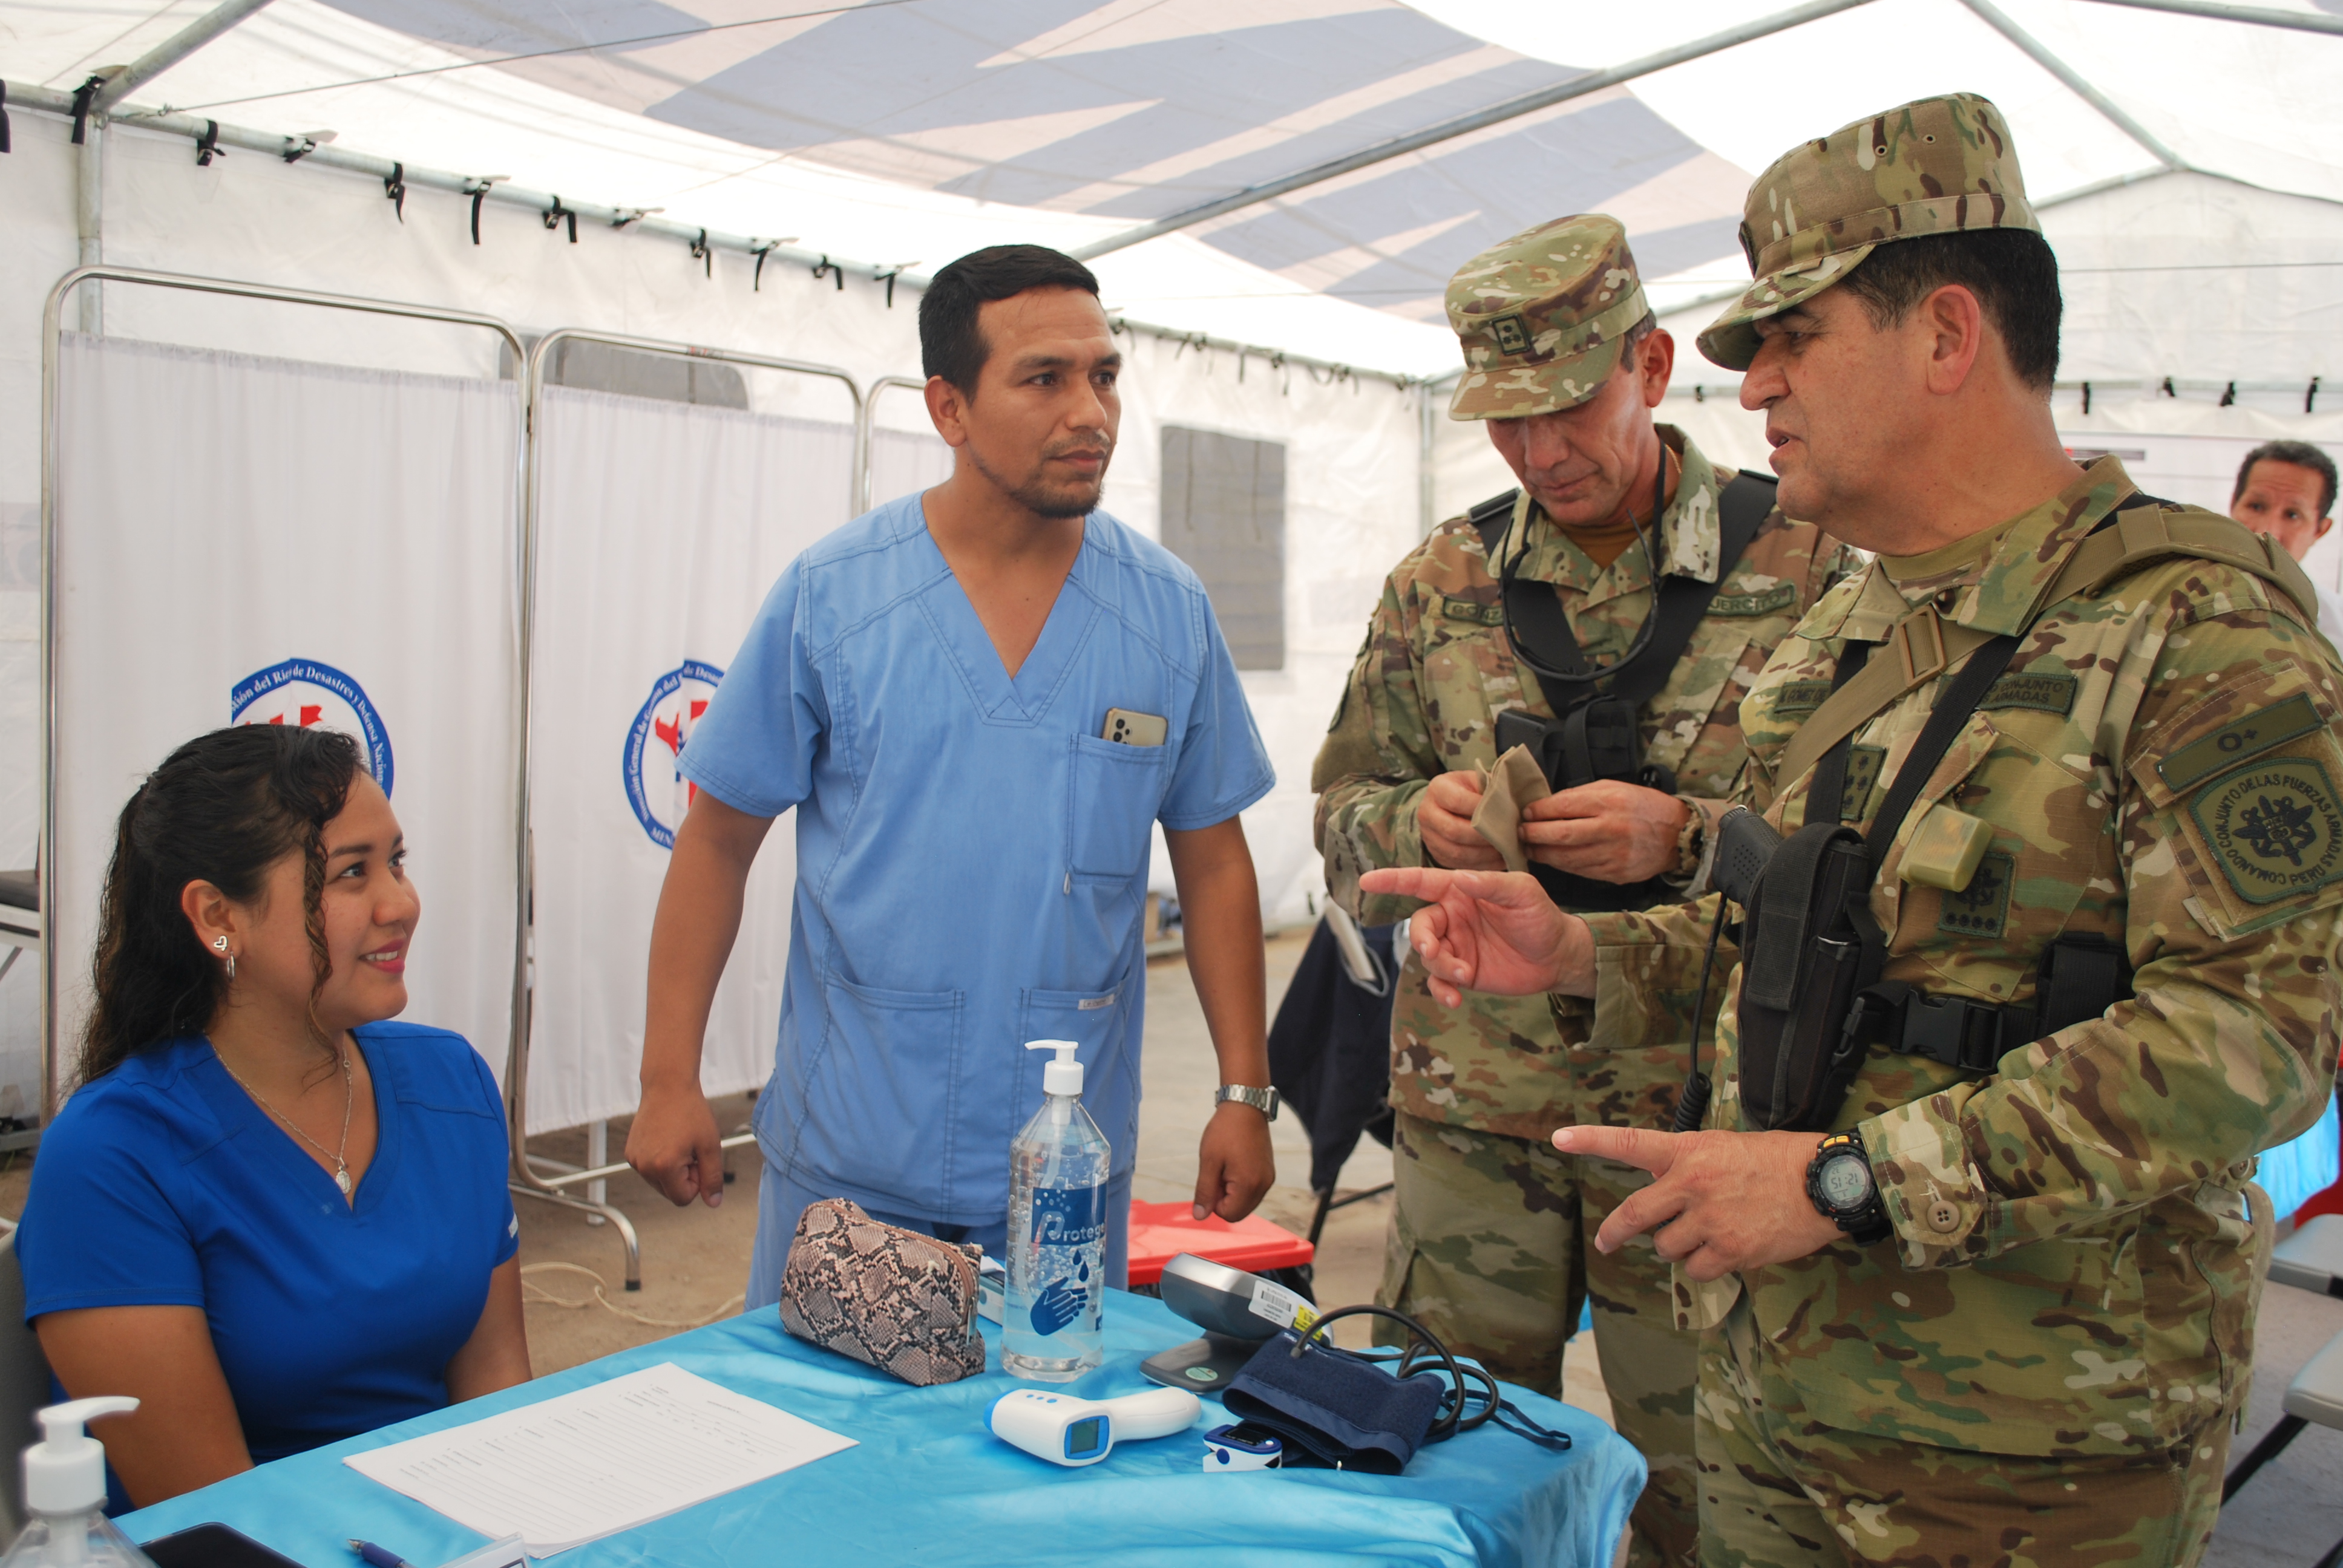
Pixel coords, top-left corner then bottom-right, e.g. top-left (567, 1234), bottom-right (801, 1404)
top-left (81, 724), bottom-right (364, 1083)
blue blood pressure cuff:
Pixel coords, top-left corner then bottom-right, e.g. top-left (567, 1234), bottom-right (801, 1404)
top-left (1221, 1330), bottom-right (1447, 1475)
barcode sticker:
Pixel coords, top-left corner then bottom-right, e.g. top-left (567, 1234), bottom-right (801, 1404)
top-left (1249, 1278), bottom-right (1319, 1334)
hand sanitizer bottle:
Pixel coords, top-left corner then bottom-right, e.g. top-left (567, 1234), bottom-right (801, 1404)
top-left (1003, 1039), bottom-right (1109, 1383)
top-left (0, 1397), bottom-right (159, 1567)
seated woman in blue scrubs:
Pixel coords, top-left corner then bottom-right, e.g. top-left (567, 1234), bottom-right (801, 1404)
top-left (18, 724), bottom-right (529, 1508)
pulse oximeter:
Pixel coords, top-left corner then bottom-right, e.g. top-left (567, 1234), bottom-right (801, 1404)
top-left (1202, 1422), bottom-right (1283, 1471)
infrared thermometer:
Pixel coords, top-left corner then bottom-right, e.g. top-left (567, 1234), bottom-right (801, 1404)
top-left (986, 1386), bottom-right (1204, 1467)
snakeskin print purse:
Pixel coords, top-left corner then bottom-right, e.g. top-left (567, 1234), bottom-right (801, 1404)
top-left (776, 1197), bottom-right (989, 1386)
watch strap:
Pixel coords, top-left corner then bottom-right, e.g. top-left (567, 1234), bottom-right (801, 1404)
top-left (1216, 1084), bottom-right (1280, 1121)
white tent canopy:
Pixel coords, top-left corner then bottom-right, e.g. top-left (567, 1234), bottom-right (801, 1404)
top-left (15, 0), bottom-right (2343, 374)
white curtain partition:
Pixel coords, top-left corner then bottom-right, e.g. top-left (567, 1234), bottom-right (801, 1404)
top-left (53, 335), bottom-right (522, 1088)
top-left (526, 387), bottom-right (855, 1135)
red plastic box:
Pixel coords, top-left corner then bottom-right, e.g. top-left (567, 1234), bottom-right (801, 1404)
top-left (1126, 1199), bottom-right (1313, 1288)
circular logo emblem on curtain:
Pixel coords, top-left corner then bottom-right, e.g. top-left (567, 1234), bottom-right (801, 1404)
top-left (231, 658), bottom-right (395, 797)
top-left (625, 660), bottom-right (724, 849)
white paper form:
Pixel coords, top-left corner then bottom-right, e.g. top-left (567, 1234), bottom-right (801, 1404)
top-left (344, 1364), bottom-right (856, 1554)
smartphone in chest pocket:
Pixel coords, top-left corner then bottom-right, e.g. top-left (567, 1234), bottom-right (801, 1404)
top-left (1103, 708), bottom-right (1167, 747)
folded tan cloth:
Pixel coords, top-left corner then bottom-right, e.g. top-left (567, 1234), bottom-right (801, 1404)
top-left (1469, 745), bottom-right (1553, 874)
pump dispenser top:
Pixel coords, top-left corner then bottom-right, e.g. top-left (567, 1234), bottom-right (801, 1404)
top-left (25, 1398), bottom-right (136, 1515)
top-left (1026, 1039), bottom-right (1082, 1096)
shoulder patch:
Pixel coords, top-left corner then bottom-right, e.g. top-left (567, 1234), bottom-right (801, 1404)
top-left (1439, 594), bottom-right (1504, 627)
top-left (1936, 849), bottom-right (2014, 937)
top-left (1708, 581), bottom-right (1798, 618)
top-left (1772, 678), bottom-right (1834, 717)
top-left (1975, 670), bottom-right (2078, 716)
top-left (2189, 755), bottom-right (2343, 905)
top-left (2158, 693), bottom-right (2324, 794)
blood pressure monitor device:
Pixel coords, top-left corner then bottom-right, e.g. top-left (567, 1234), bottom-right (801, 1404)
top-left (988, 1386), bottom-right (1204, 1468)
top-left (1139, 1253), bottom-right (1319, 1394)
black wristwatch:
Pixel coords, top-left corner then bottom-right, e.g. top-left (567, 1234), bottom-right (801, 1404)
top-left (1806, 1129), bottom-right (1891, 1245)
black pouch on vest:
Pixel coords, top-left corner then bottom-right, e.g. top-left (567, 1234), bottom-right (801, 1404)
top-left (1221, 1331), bottom-right (1449, 1474)
top-left (1735, 822), bottom-right (1881, 1132)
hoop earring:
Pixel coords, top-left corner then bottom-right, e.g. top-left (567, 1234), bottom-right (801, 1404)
top-left (224, 955), bottom-right (236, 982)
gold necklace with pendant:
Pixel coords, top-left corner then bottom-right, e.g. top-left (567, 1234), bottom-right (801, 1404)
top-left (221, 1044), bottom-right (356, 1198)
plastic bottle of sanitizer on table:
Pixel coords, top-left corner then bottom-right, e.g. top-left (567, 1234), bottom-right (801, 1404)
top-left (0, 1397), bottom-right (158, 1568)
top-left (1003, 1039), bottom-right (1109, 1382)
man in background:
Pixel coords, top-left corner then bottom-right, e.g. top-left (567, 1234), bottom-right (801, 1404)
top-left (626, 245), bottom-right (1279, 1305)
top-left (1312, 214), bottom-right (1855, 1567)
top-left (2232, 438), bottom-right (2343, 642)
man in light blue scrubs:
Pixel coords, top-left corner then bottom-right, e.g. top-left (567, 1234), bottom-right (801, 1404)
top-left (626, 245), bottom-right (1281, 1305)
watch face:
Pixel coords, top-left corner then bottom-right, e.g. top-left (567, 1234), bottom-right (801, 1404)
top-left (1818, 1152), bottom-right (1873, 1211)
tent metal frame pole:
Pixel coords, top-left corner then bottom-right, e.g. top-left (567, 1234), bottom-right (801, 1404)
top-left (855, 375), bottom-right (931, 515)
top-left (1067, 0), bottom-right (1879, 263)
top-left (1957, 0), bottom-right (2186, 170)
top-left (508, 327), bottom-right (862, 1290)
top-left (37, 266), bottom-right (529, 1143)
top-left (2072, 0), bottom-right (2343, 36)
top-left (90, 0), bottom-right (278, 114)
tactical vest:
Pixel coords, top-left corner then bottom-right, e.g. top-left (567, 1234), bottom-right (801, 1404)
top-left (1470, 471), bottom-right (1778, 912)
top-left (1706, 497), bottom-right (2319, 1133)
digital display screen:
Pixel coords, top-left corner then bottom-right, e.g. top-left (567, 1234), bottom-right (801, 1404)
top-left (1065, 1417), bottom-right (1104, 1458)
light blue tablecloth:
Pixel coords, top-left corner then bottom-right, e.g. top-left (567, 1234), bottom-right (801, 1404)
top-left (120, 1290), bottom-right (1643, 1567)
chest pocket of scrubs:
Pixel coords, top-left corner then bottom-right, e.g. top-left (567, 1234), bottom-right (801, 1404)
top-left (1067, 733), bottom-right (1165, 881)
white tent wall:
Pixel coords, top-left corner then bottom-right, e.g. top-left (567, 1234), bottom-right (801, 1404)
top-left (0, 113), bottom-right (82, 1125)
top-left (0, 101), bottom-right (1424, 1126)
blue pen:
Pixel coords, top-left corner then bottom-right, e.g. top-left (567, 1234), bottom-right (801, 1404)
top-left (348, 1541), bottom-right (419, 1568)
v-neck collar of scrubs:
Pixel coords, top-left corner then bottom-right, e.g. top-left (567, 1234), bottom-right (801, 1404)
top-left (915, 517), bottom-right (1101, 725)
top-left (193, 1029), bottom-right (402, 1217)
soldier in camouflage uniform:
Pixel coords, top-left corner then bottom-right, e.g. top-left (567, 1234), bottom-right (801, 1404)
top-left (1312, 214), bottom-right (1857, 1568)
top-left (1360, 93), bottom-right (2341, 1567)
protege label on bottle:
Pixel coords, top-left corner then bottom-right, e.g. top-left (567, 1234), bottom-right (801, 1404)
top-left (1027, 1186), bottom-right (1106, 1339)
top-left (1033, 1186), bottom-right (1106, 1250)
top-left (1248, 1277), bottom-right (1320, 1334)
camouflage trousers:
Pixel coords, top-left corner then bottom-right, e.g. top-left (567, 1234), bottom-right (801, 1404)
top-left (1379, 1111), bottom-right (1697, 1568)
top-left (1697, 1293), bottom-right (2231, 1567)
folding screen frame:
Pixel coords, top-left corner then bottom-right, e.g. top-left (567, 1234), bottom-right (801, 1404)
top-left (856, 375), bottom-right (932, 514)
top-left (507, 327), bottom-right (865, 1289)
top-left (38, 265), bottom-right (532, 1143)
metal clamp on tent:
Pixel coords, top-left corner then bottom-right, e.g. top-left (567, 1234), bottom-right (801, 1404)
top-left (753, 238), bottom-right (805, 293)
top-left (812, 253), bottom-right (843, 290)
top-left (690, 228), bottom-right (711, 278)
top-left (464, 175), bottom-right (504, 244)
top-left (195, 120), bottom-right (223, 166)
top-left (543, 195), bottom-right (576, 243)
top-left (68, 76), bottom-right (100, 146)
top-left (382, 160), bottom-right (404, 221)
top-left (1, 83), bottom-right (11, 156)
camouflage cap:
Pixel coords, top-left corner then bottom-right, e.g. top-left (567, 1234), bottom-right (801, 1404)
top-left (1446, 214), bottom-right (1650, 420)
top-left (1697, 93), bottom-right (2038, 371)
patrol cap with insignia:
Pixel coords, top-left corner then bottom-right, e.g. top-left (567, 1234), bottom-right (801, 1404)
top-left (1446, 214), bottom-right (1650, 420)
top-left (1698, 92), bottom-right (2039, 372)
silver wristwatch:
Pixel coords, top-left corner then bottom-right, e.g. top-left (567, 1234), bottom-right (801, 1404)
top-left (1214, 1084), bottom-right (1280, 1120)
